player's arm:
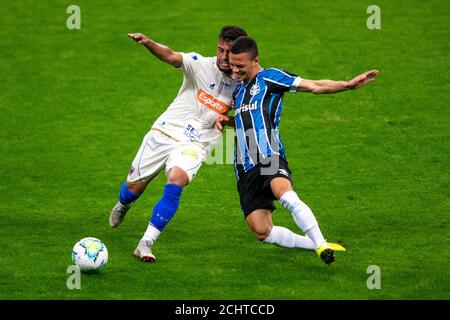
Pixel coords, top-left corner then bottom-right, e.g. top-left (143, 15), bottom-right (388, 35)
top-left (128, 33), bottom-right (183, 67)
top-left (297, 70), bottom-right (379, 94)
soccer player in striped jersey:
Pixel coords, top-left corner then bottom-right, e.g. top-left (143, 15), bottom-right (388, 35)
top-left (216, 36), bottom-right (378, 265)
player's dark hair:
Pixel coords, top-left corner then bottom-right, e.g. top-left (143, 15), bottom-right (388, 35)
top-left (219, 26), bottom-right (248, 43)
top-left (230, 36), bottom-right (258, 59)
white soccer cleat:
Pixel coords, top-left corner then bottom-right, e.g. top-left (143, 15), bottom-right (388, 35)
top-left (108, 202), bottom-right (132, 228)
top-left (133, 240), bottom-right (156, 262)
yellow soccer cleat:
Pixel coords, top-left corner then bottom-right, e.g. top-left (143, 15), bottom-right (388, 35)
top-left (316, 242), bottom-right (346, 265)
top-left (316, 243), bottom-right (335, 265)
top-left (327, 242), bottom-right (346, 252)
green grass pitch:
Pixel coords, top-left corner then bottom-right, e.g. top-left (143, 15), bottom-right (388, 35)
top-left (0, 0), bottom-right (449, 299)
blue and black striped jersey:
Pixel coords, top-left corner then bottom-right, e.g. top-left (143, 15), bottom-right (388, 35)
top-left (233, 68), bottom-right (301, 177)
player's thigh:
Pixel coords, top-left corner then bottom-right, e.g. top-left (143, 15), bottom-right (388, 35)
top-left (127, 130), bottom-right (172, 184)
top-left (270, 177), bottom-right (293, 200)
top-left (166, 143), bottom-right (206, 184)
top-left (246, 209), bottom-right (273, 240)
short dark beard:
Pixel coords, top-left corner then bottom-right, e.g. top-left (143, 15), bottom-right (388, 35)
top-left (218, 64), bottom-right (232, 76)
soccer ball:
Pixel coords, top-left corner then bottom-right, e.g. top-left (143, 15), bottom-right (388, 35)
top-left (72, 237), bottom-right (108, 273)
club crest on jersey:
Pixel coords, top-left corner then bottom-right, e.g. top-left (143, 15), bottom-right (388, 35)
top-left (250, 83), bottom-right (260, 96)
top-left (209, 83), bottom-right (216, 89)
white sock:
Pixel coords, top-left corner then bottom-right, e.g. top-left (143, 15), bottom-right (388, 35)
top-left (264, 226), bottom-right (315, 250)
top-left (279, 191), bottom-right (326, 248)
top-left (141, 223), bottom-right (161, 244)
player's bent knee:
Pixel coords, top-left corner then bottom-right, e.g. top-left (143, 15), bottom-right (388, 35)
top-left (167, 177), bottom-right (188, 186)
top-left (167, 167), bottom-right (189, 187)
top-left (126, 181), bottom-right (148, 194)
top-left (246, 210), bottom-right (273, 241)
top-left (255, 233), bottom-right (268, 241)
top-left (270, 177), bottom-right (293, 200)
top-left (253, 226), bottom-right (272, 241)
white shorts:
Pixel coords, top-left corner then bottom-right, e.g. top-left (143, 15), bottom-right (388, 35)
top-left (127, 129), bottom-right (207, 184)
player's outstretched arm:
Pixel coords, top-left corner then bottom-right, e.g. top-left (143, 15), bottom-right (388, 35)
top-left (128, 33), bottom-right (183, 67)
top-left (297, 70), bottom-right (379, 94)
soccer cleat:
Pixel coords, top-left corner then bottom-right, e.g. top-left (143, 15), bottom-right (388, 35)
top-left (133, 240), bottom-right (156, 262)
top-left (315, 242), bottom-right (346, 265)
top-left (327, 242), bottom-right (346, 252)
top-left (316, 246), bottom-right (335, 265)
top-left (109, 201), bottom-right (132, 228)
top-left (316, 243), bottom-right (335, 265)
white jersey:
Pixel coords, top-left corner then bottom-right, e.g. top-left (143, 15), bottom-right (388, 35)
top-left (151, 52), bottom-right (236, 151)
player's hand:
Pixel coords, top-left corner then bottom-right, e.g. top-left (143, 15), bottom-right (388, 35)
top-left (348, 70), bottom-right (379, 89)
top-left (128, 33), bottom-right (150, 45)
top-left (215, 115), bottom-right (230, 131)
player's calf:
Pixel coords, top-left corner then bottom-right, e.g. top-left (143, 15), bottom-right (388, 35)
top-left (109, 181), bottom-right (143, 228)
top-left (136, 184), bottom-right (184, 259)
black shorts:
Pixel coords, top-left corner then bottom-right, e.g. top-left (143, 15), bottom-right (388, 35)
top-left (237, 156), bottom-right (293, 218)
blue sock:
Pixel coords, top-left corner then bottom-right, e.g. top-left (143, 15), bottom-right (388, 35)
top-left (119, 182), bottom-right (142, 205)
top-left (150, 184), bottom-right (183, 231)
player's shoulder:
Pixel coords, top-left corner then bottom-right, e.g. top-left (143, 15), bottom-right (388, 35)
top-left (182, 52), bottom-right (215, 64)
top-left (262, 68), bottom-right (297, 79)
top-left (233, 82), bottom-right (244, 95)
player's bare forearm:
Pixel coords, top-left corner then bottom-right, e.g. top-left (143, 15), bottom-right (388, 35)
top-left (128, 33), bottom-right (182, 67)
top-left (297, 70), bottom-right (379, 94)
top-left (143, 39), bottom-right (182, 67)
top-left (308, 79), bottom-right (349, 94)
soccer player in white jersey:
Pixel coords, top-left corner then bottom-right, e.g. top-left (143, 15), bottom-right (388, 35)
top-left (216, 36), bottom-right (378, 265)
top-left (109, 26), bottom-right (248, 262)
